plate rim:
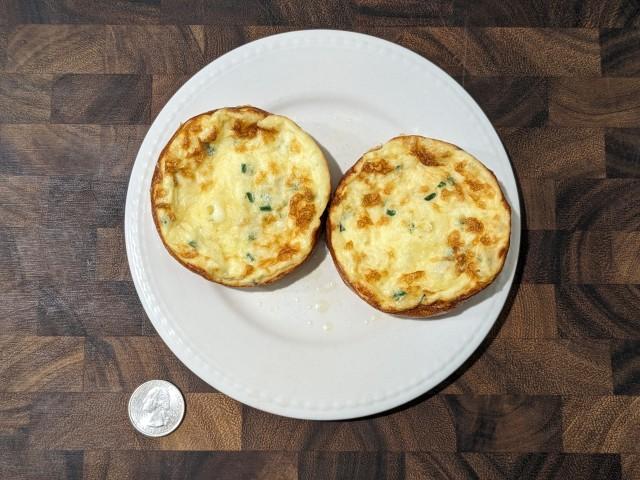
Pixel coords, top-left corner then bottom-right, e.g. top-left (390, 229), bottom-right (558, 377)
top-left (125, 29), bottom-right (521, 420)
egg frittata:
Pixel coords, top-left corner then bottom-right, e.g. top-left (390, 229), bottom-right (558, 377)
top-left (151, 106), bottom-right (331, 286)
top-left (327, 135), bottom-right (511, 316)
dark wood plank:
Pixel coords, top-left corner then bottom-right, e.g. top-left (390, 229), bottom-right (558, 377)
top-left (0, 450), bottom-right (83, 480)
top-left (0, 227), bottom-right (47, 294)
top-left (298, 452), bottom-right (404, 480)
top-left (0, 176), bottom-right (47, 228)
top-left (496, 284), bottom-right (557, 339)
top-left (405, 453), bottom-right (622, 479)
top-left (0, 336), bottom-right (83, 392)
top-left (462, 0), bottom-right (639, 27)
top-left (106, 25), bottom-right (205, 74)
top-left (242, 396), bottom-right (456, 451)
top-left (160, 0), bottom-right (279, 25)
top-left (605, 128), bottom-right (640, 178)
top-left (151, 74), bottom-right (189, 119)
top-left (601, 29), bottom-right (640, 76)
top-left (92, 179), bottom-right (128, 227)
top-left (563, 396), bottom-right (640, 453)
top-left (0, 124), bottom-right (146, 176)
top-left (84, 336), bottom-right (215, 393)
top-left (556, 179), bottom-right (640, 231)
top-left (37, 281), bottom-right (146, 336)
top-left (612, 340), bottom-right (640, 395)
top-left (6, 25), bottom-right (107, 73)
top-left (84, 451), bottom-right (297, 480)
top-left (519, 177), bottom-right (555, 230)
top-left (557, 285), bottom-right (640, 339)
top-left (559, 232), bottom-right (640, 283)
top-left (272, 0), bottom-right (353, 28)
top-left (0, 74), bottom-right (51, 122)
top-left (442, 339), bottom-right (612, 395)
top-left (51, 74), bottom-right (151, 124)
top-left (0, 26), bottom-right (7, 69)
top-left (521, 230), bottom-right (561, 283)
top-left (549, 78), bottom-right (640, 127)
top-left (45, 176), bottom-right (96, 229)
top-left (445, 395), bottom-right (562, 452)
top-left (351, 0), bottom-right (462, 27)
top-left (462, 77), bottom-right (548, 127)
top-left (1, 0), bottom-right (161, 24)
top-left (96, 228), bottom-right (129, 282)
top-left (498, 127), bottom-right (606, 179)
top-left (0, 392), bottom-right (241, 450)
top-left (623, 454), bottom-right (639, 480)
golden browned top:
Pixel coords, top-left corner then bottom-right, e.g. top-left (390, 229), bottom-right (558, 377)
top-left (151, 106), bottom-right (331, 286)
top-left (327, 135), bottom-right (511, 316)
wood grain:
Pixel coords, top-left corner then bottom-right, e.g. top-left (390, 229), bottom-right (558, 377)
top-left (6, 25), bottom-right (107, 73)
top-left (299, 452), bottom-right (404, 480)
top-left (563, 396), bottom-right (640, 453)
top-left (406, 453), bottom-right (622, 479)
top-left (0, 74), bottom-right (51, 122)
top-left (0, 450), bottom-right (83, 480)
top-left (462, 77), bottom-right (548, 127)
top-left (606, 128), bottom-right (640, 178)
top-left (84, 336), bottom-right (215, 392)
top-left (351, 0), bottom-right (460, 27)
top-left (1, 393), bottom-right (241, 450)
top-left (549, 78), bottom-right (640, 127)
top-left (560, 232), bottom-right (640, 283)
top-left (556, 179), bottom-right (640, 231)
top-left (1, 0), bottom-right (161, 24)
top-left (496, 284), bottom-right (557, 339)
top-left (519, 178), bottom-right (555, 230)
top-left (601, 29), bottom-right (640, 76)
top-left (0, 336), bottom-right (83, 392)
top-left (442, 339), bottom-right (612, 395)
top-left (462, 0), bottom-right (639, 27)
top-left (51, 74), bottom-right (151, 124)
top-left (83, 451), bottom-right (297, 480)
top-left (0, 124), bottom-right (146, 176)
top-left (242, 396), bottom-right (456, 451)
top-left (37, 281), bottom-right (146, 336)
top-left (446, 395), bottom-right (562, 452)
top-left (498, 127), bottom-right (606, 179)
top-left (96, 228), bottom-right (129, 282)
top-left (623, 454), bottom-right (640, 480)
top-left (612, 340), bottom-right (640, 395)
top-left (556, 285), bottom-right (640, 339)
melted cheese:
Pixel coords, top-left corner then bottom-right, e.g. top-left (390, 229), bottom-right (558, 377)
top-left (152, 107), bottom-right (330, 286)
top-left (328, 136), bottom-right (511, 313)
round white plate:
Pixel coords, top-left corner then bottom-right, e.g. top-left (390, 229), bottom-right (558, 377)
top-left (125, 30), bottom-right (521, 420)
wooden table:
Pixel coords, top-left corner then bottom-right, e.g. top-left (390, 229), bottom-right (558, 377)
top-left (1, 1), bottom-right (638, 478)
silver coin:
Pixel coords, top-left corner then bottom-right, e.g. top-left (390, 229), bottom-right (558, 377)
top-left (128, 380), bottom-right (185, 437)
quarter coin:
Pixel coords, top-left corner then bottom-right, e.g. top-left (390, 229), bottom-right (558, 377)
top-left (128, 380), bottom-right (185, 437)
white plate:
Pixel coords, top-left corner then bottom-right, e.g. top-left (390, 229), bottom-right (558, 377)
top-left (125, 30), bottom-right (521, 420)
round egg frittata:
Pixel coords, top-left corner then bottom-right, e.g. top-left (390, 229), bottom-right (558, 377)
top-left (327, 135), bottom-right (511, 316)
top-left (151, 106), bottom-right (331, 287)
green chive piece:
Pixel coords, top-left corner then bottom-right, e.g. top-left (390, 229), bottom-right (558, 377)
top-left (393, 290), bottom-right (407, 301)
top-left (241, 163), bottom-right (247, 173)
top-left (386, 209), bottom-right (396, 216)
top-left (188, 240), bottom-right (197, 248)
top-left (424, 192), bottom-right (436, 201)
top-left (206, 144), bottom-right (215, 155)
top-left (437, 181), bottom-right (446, 188)
top-left (246, 192), bottom-right (254, 203)
top-left (248, 233), bottom-right (256, 241)
top-left (409, 222), bottom-right (416, 233)
top-left (447, 176), bottom-right (455, 185)
top-left (259, 205), bottom-right (272, 211)
top-left (339, 223), bottom-right (345, 232)
top-left (246, 253), bottom-right (255, 262)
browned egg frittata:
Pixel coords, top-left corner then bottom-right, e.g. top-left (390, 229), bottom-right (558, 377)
top-left (151, 106), bottom-right (331, 286)
top-left (327, 135), bottom-right (511, 316)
